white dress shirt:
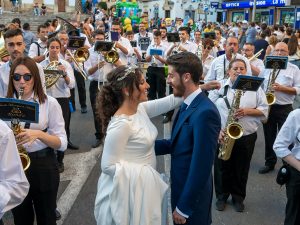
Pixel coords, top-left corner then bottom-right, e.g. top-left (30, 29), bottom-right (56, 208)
top-left (274, 109), bottom-right (300, 160)
top-left (0, 120), bottom-right (29, 219)
top-left (134, 32), bottom-right (153, 45)
top-left (108, 36), bottom-right (133, 65)
top-left (0, 61), bottom-right (46, 97)
top-left (28, 39), bottom-right (47, 57)
top-left (145, 43), bottom-right (168, 67)
top-left (202, 55), bottom-right (214, 78)
top-left (259, 62), bottom-right (300, 105)
top-left (40, 58), bottom-right (75, 98)
top-left (251, 58), bottom-right (265, 73)
top-left (85, 47), bottom-right (115, 82)
top-left (209, 78), bottom-right (268, 136)
top-left (205, 53), bottom-right (252, 82)
top-left (6, 93), bottom-right (67, 152)
top-left (167, 40), bottom-right (198, 55)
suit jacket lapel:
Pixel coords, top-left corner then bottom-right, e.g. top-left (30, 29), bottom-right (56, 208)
top-left (171, 92), bottom-right (206, 143)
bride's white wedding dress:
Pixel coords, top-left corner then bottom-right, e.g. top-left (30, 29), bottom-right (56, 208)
top-left (94, 95), bottom-right (181, 225)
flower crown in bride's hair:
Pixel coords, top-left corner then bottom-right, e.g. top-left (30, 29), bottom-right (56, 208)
top-left (116, 65), bottom-right (138, 82)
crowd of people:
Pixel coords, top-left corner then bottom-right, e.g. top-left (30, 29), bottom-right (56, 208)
top-left (0, 6), bottom-right (300, 225)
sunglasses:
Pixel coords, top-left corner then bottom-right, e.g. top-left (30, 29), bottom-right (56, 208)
top-left (12, 73), bottom-right (32, 82)
top-left (204, 46), bottom-right (212, 50)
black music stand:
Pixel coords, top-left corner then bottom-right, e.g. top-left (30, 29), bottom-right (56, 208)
top-left (67, 36), bottom-right (86, 50)
top-left (167, 33), bottom-right (180, 43)
top-left (232, 75), bottom-right (264, 92)
top-left (94, 41), bottom-right (114, 52)
top-left (0, 98), bottom-right (39, 123)
top-left (265, 56), bottom-right (288, 70)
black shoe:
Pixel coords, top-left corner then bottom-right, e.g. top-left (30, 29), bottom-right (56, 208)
top-left (55, 209), bottom-right (61, 220)
top-left (258, 165), bottom-right (274, 174)
top-left (92, 139), bottom-right (102, 148)
top-left (58, 162), bottom-right (64, 173)
top-left (232, 200), bottom-right (245, 212)
top-left (81, 106), bottom-right (87, 113)
top-left (67, 141), bottom-right (79, 150)
top-left (162, 115), bottom-right (172, 124)
top-left (215, 200), bottom-right (226, 211)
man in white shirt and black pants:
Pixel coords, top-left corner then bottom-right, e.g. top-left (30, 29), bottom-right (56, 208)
top-left (145, 30), bottom-right (167, 100)
top-left (258, 42), bottom-right (300, 174)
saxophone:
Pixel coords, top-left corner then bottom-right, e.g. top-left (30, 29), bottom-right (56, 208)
top-left (11, 87), bottom-right (31, 171)
top-left (218, 89), bottom-right (244, 160)
top-left (196, 43), bottom-right (202, 60)
top-left (265, 62), bottom-right (279, 105)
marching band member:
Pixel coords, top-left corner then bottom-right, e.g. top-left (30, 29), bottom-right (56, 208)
top-left (202, 38), bottom-right (215, 79)
top-left (159, 26), bottom-right (170, 49)
top-left (212, 27), bottom-right (225, 58)
top-left (0, 120), bottom-right (29, 223)
top-left (6, 56), bottom-right (67, 225)
top-left (85, 30), bottom-right (122, 148)
top-left (28, 24), bottom-right (49, 63)
top-left (205, 36), bottom-right (251, 83)
top-left (209, 58), bottom-right (268, 212)
top-left (258, 42), bottom-right (300, 174)
top-left (166, 27), bottom-right (197, 57)
top-left (125, 30), bottom-right (142, 64)
top-left (0, 29), bottom-right (45, 97)
top-left (110, 21), bottom-right (133, 65)
top-left (145, 30), bottom-right (168, 100)
top-left (242, 43), bottom-right (265, 76)
top-left (134, 22), bottom-right (153, 47)
top-left (273, 109), bottom-right (300, 225)
top-left (40, 37), bottom-right (76, 172)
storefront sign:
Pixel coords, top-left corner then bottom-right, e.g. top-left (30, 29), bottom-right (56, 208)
top-left (211, 2), bottom-right (219, 9)
top-left (222, 0), bottom-right (286, 9)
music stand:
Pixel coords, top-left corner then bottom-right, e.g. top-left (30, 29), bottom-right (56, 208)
top-left (67, 36), bottom-right (86, 50)
top-left (139, 37), bottom-right (151, 51)
top-left (0, 98), bottom-right (39, 123)
top-left (94, 41), bottom-right (114, 52)
top-left (265, 56), bottom-right (288, 70)
top-left (232, 75), bottom-right (264, 92)
top-left (203, 32), bottom-right (216, 40)
top-left (167, 33), bottom-right (180, 43)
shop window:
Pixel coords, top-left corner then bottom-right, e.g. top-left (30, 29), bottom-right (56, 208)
top-left (232, 12), bottom-right (244, 22)
top-left (165, 10), bottom-right (170, 18)
top-left (280, 10), bottom-right (295, 25)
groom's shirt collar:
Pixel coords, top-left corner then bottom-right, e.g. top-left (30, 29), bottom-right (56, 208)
top-left (184, 87), bottom-right (202, 109)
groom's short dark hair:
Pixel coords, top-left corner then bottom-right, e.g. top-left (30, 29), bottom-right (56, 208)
top-left (166, 52), bottom-right (202, 84)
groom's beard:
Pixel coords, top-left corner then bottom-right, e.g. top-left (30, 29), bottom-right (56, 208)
top-left (172, 78), bottom-right (185, 97)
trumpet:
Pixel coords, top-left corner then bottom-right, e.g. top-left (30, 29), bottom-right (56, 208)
top-left (248, 49), bottom-right (264, 61)
top-left (11, 87), bottom-right (31, 171)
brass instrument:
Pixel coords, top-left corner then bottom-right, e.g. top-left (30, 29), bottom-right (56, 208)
top-left (265, 63), bottom-right (279, 105)
top-left (218, 89), bottom-right (244, 160)
top-left (11, 87), bottom-right (31, 171)
top-left (66, 47), bottom-right (89, 79)
top-left (0, 31), bottom-right (9, 60)
top-left (248, 49), bottom-right (264, 61)
top-left (103, 43), bottom-right (119, 64)
top-left (44, 61), bottom-right (62, 88)
top-left (196, 43), bottom-right (202, 60)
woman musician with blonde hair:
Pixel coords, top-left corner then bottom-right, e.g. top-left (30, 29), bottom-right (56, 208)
top-left (6, 56), bottom-right (67, 225)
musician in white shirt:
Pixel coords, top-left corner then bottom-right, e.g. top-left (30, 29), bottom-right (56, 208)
top-left (110, 21), bottom-right (133, 65)
top-left (166, 27), bottom-right (197, 57)
top-left (0, 29), bottom-right (45, 98)
top-left (28, 24), bottom-right (48, 63)
top-left (125, 30), bottom-right (142, 64)
top-left (133, 22), bottom-right (153, 45)
top-left (209, 58), bottom-right (268, 212)
top-left (258, 42), bottom-right (300, 174)
top-left (85, 30), bottom-right (122, 148)
top-left (6, 56), bottom-right (67, 225)
top-left (0, 120), bottom-right (29, 222)
top-left (242, 43), bottom-right (265, 76)
top-left (145, 30), bottom-right (168, 100)
top-left (205, 36), bottom-right (252, 83)
top-left (274, 109), bottom-right (300, 225)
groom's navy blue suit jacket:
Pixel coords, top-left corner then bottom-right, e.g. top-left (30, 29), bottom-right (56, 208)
top-left (155, 92), bottom-right (221, 225)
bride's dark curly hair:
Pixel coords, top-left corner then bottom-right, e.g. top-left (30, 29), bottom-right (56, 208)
top-left (97, 65), bottom-right (143, 135)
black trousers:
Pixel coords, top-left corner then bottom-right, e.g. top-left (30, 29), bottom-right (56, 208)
top-left (146, 66), bottom-right (166, 100)
top-left (284, 166), bottom-right (300, 225)
top-left (0, 219), bottom-right (3, 225)
top-left (56, 97), bottom-right (71, 140)
top-left (89, 81), bottom-right (103, 140)
top-left (214, 132), bottom-right (257, 202)
top-left (263, 104), bottom-right (293, 167)
top-left (72, 69), bottom-right (87, 109)
top-left (12, 150), bottom-right (59, 225)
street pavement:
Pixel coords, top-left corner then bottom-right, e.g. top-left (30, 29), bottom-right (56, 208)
top-left (3, 83), bottom-right (288, 225)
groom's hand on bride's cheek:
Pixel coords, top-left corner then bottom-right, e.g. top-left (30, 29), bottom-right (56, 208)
top-left (172, 210), bottom-right (187, 224)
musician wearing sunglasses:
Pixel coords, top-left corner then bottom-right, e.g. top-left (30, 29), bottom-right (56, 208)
top-left (40, 37), bottom-right (76, 172)
top-left (242, 43), bottom-right (264, 76)
top-left (0, 29), bottom-right (46, 98)
top-left (6, 56), bottom-right (67, 225)
top-left (202, 38), bottom-right (215, 79)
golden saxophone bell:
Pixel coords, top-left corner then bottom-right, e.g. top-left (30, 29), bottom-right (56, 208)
top-left (227, 122), bottom-right (243, 139)
top-left (266, 92), bottom-right (276, 105)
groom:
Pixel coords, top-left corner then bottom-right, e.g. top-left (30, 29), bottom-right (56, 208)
top-left (155, 52), bottom-right (221, 225)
